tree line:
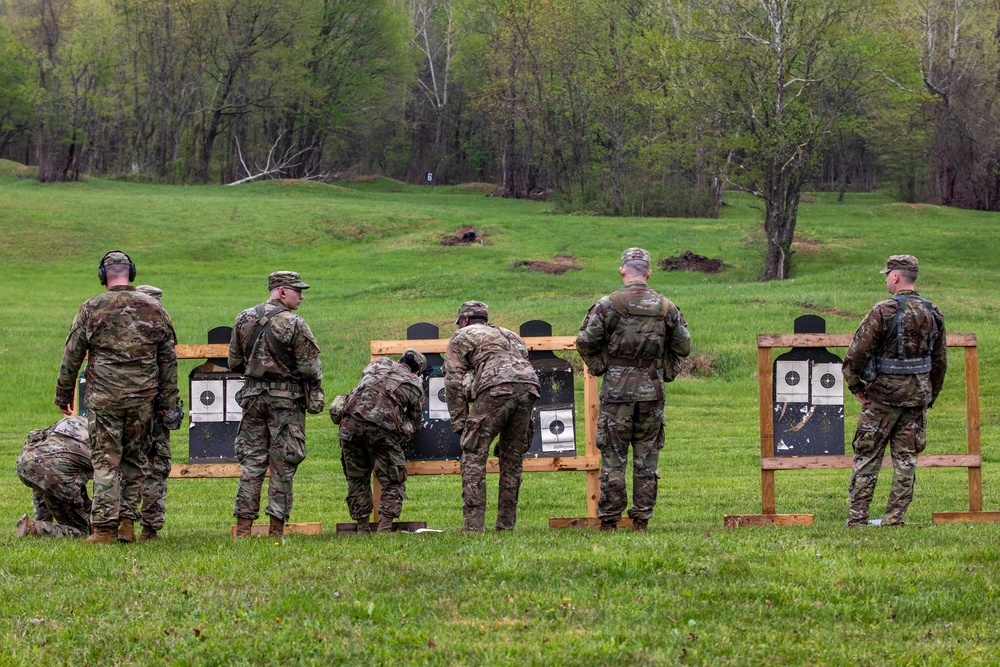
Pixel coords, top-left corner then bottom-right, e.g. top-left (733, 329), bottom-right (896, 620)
top-left (1, 0), bottom-right (998, 279)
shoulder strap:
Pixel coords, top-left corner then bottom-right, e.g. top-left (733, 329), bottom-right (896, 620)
top-left (247, 304), bottom-right (300, 378)
top-left (889, 295), bottom-right (938, 358)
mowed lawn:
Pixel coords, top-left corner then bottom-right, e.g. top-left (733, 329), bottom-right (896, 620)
top-left (2, 167), bottom-right (1000, 665)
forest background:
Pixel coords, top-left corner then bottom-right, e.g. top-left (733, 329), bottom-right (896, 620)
top-left (2, 0), bottom-right (1000, 279)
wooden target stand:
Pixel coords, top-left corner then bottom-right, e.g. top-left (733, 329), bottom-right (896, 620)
top-left (74, 343), bottom-right (322, 536)
top-left (724, 332), bottom-right (996, 527)
top-left (365, 336), bottom-right (617, 530)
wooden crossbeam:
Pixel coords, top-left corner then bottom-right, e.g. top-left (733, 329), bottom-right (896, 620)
top-left (405, 456), bottom-right (599, 476)
top-left (169, 463), bottom-right (248, 478)
top-left (335, 521), bottom-right (428, 534)
top-left (932, 512), bottom-right (1000, 524)
top-left (229, 522), bottom-right (322, 537)
top-left (549, 517), bottom-right (635, 529)
top-left (761, 454), bottom-right (981, 470)
top-left (756, 333), bottom-right (977, 348)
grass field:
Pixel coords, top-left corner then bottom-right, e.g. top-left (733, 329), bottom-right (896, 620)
top-left (2, 165), bottom-right (1000, 665)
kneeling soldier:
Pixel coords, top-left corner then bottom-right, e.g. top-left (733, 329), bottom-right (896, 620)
top-left (16, 416), bottom-right (94, 538)
top-left (332, 349), bottom-right (426, 533)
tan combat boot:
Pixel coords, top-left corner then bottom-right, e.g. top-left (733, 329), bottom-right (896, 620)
top-left (234, 517), bottom-right (254, 539)
top-left (599, 520), bottom-right (618, 532)
top-left (355, 518), bottom-right (372, 534)
top-left (118, 518), bottom-right (136, 543)
top-left (139, 526), bottom-right (158, 541)
top-left (376, 516), bottom-right (394, 534)
top-left (268, 515), bottom-right (285, 538)
top-left (632, 518), bottom-right (648, 532)
top-left (82, 526), bottom-right (115, 544)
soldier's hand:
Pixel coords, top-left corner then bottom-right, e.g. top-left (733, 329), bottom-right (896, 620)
top-left (853, 390), bottom-right (871, 406)
top-left (58, 401), bottom-right (73, 416)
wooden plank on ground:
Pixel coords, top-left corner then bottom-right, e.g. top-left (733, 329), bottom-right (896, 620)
top-left (756, 333), bottom-right (976, 349)
top-left (932, 512), bottom-right (1000, 524)
top-left (335, 521), bottom-right (428, 534)
top-left (170, 463), bottom-right (249, 478)
top-left (549, 517), bottom-right (635, 529)
top-left (761, 454), bottom-right (981, 470)
top-left (230, 522), bottom-right (322, 537)
top-left (723, 514), bottom-right (814, 528)
top-left (404, 456), bottom-right (599, 475)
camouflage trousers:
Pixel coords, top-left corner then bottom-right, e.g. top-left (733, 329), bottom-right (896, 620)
top-left (140, 429), bottom-right (171, 531)
top-left (88, 404), bottom-right (153, 528)
top-left (338, 416), bottom-right (408, 521)
top-left (16, 464), bottom-right (91, 538)
top-left (459, 383), bottom-right (537, 532)
top-left (597, 400), bottom-right (665, 523)
top-left (848, 401), bottom-right (927, 526)
top-left (234, 394), bottom-right (306, 522)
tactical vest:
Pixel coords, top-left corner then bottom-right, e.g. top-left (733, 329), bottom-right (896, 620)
top-left (875, 294), bottom-right (939, 375)
top-left (604, 290), bottom-right (676, 396)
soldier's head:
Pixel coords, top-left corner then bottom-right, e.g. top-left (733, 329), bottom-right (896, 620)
top-left (98, 251), bottom-right (136, 286)
top-left (881, 255), bottom-right (918, 294)
top-left (268, 271), bottom-right (310, 310)
top-left (136, 285), bottom-right (163, 301)
top-left (620, 247), bottom-right (651, 283)
top-left (455, 300), bottom-right (488, 328)
top-left (400, 348), bottom-right (427, 374)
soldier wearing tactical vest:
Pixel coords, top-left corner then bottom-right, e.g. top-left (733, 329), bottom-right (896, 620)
top-left (843, 255), bottom-right (947, 527)
top-left (577, 248), bottom-right (691, 532)
top-left (229, 271), bottom-right (324, 538)
top-left (444, 301), bottom-right (540, 533)
top-left (332, 349), bottom-right (427, 534)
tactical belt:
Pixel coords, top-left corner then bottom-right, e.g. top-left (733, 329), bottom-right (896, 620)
top-left (606, 357), bottom-right (663, 399)
top-left (243, 379), bottom-right (301, 392)
top-left (875, 294), bottom-right (938, 376)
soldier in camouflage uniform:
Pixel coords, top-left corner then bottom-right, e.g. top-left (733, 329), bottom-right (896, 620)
top-left (55, 251), bottom-right (179, 544)
top-left (229, 271), bottom-right (324, 538)
top-left (843, 255), bottom-right (947, 527)
top-left (130, 285), bottom-right (183, 541)
top-left (335, 349), bottom-right (426, 534)
top-left (15, 416), bottom-right (93, 538)
top-left (577, 248), bottom-right (690, 532)
top-left (444, 301), bottom-right (540, 533)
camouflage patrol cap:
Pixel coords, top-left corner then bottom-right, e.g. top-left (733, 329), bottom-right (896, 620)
top-left (455, 300), bottom-right (488, 324)
top-left (401, 348), bottom-right (427, 373)
top-left (102, 251), bottom-right (132, 268)
top-left (136, 285), bottom-right (163, 301)
top-left (880, 255), bottom-right (919, 274)
top-left (621, 247), bottom-right (650, 265)
top-left (268, 271), bottom-right (310, 291)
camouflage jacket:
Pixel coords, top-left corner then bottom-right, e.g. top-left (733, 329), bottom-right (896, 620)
top-left (843, 289), bottom-right (947, 408)
top-left (576, 281), bottom-right (691, 402)
top-left (345, 357), bottom-right (424, 438)
top-left (55, 286), bottom-right (179, 410)
top-left (229, 299), bottom-right (322, 400)
top-left (444, 323), bottom-right (540, 430)
top-left (18, 416), bottom-right (93, 481)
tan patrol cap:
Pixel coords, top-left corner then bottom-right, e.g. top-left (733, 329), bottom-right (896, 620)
top-left (455, 300), bottom-right (488, 324)
top-left (880, 255), bottom-right (919, 274)
top-left (268, 271), bottom-right (310, 291)
top-left (621, 247), bottom-right (650, 265)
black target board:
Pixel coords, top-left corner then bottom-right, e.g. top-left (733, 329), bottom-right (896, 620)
top-left (188, 326), bottom-right (240, 463)
top-left (405, 322), bottom-right (462, 461)
top-left (773, 315), bottom-right (845, 457)
top-left (521, 320), bottom-right (577, 458)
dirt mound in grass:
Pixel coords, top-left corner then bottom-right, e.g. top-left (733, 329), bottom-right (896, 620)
top-left (513, 255), bottom-right (581, 275)
top-left (440, 226), bottom-right (492, 246)
top-left (658, 250), bottom-right (723, 274)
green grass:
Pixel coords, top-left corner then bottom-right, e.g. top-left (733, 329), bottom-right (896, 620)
top-left (2, 175), bottom-right (1000, 664)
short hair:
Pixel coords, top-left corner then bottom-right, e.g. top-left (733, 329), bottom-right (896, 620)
top-left (622, 260), bottom-right (650, 277)
top-left (895, 269), bottom-right (918, 284)
top-left (466, 314), bottom-right (488, 324)
top-left (105, 263), bottom-right (130, 280)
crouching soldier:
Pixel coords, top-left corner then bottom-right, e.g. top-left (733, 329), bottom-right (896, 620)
top-left (331, 349), bottom-right (426, 533)
top-left (15, 416), bottom-right (94, 538)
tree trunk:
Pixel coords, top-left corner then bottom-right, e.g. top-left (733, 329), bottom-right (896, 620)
top-left (761, 173), bottom-right (801, 281)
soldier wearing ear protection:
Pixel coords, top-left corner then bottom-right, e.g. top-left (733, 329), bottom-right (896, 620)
top-left (55, 251), bottom-right (178, 545)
